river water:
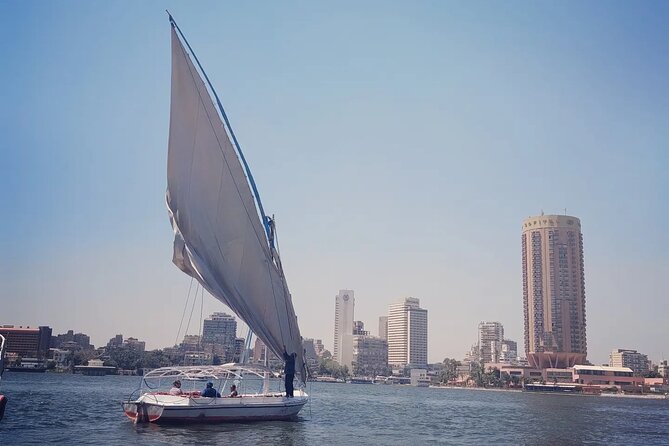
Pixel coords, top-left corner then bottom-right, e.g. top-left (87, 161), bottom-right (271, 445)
top-left (0, 373), bottom-right (667, 445)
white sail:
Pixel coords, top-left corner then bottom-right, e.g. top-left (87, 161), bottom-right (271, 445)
top-left (166, 26), bottom-right (305, 382)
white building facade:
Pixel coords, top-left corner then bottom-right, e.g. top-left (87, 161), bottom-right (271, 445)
top-left (387, 297), bottom-right (428, 368)
top-left (333, 289), bottom-right (355, 369)
top-left (478, 321), bottom-right (504, 363)
top-left (352, 335), bottom-right (388, 376)
top-left (609, 349), bottom-right (650, 376)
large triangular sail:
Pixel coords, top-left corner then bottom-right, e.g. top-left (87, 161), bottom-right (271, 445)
top-left (166, 22), bottom-right (305, 383)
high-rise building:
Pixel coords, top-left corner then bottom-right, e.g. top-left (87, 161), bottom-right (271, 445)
top-left (522, 214), bottom-right (587, 368)
top-left (202, 312), bottom-right (238, 362)
top-left (478, 321), bottom-right (504, 363)
top-left (314, 339), bottom-right (325, 357)
top-left (463, 344), bottom-right (480, 364)
top-left (252, 338), bottom-right (281, 368)
top-left (378, 316), bottom-right (388, 340)
top-left (387, 297), bottom-right (428, 368)
top-left (353, 321), bottom-right (368, 335)
top-left (0, 325), bottom-right (52, 358)
top-left (500, 339), bottom-right (518, 363)
top-left (52, 330), bottom-right (93, 350)
top-left (123, 337), bottom-right (146, 352)
top-left (180, 334), bottom-right (201, 352)
top-left (609, 349), bottom-right (650, 377)
top-left (302, 338), bottom-right (322, 370)
top-left (658, 360), bottom-right (668, 378)
top-left (233, 337), bottom-right (246, 362)
top-left (107, 334), bottom-right (123, 349)
top-left (333, 289), bottom-right (355, 368)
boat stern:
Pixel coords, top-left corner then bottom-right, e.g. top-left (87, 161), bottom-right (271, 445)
top-left (122, 401), bottom-right (164, 423)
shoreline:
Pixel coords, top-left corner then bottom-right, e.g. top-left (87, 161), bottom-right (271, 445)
top-left (430, 385), bottom-right (668, 400)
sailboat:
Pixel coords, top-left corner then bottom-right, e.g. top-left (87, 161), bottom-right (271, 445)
top-left (122, 13), bottom-right (308, 423)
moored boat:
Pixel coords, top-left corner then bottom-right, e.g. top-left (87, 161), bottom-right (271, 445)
top-left (523, 383), bottom-right (582, 393)
top-left (348, 377), bottom-right (374, 384)
top-left (7, 358), bottom-right (46, 373)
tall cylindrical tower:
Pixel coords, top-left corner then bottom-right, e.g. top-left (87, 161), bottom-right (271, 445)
top-left (521, 214), bottom-right (587, 368)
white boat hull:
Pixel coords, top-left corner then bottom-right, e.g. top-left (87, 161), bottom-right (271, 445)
top-left (123, 390), bottom-right (308, 423)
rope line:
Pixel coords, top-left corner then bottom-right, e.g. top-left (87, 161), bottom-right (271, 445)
top-left (174, 277), bottom-right (195, 346)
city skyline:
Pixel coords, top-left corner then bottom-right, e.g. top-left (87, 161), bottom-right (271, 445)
top-left (2, 2), bottom-right (668, 365)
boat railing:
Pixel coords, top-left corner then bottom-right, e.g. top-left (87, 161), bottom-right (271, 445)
top-left (127, 363), bottom-right (291, 404)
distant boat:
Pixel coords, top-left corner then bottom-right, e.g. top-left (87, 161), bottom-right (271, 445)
top-left (312, 376), bottom-right (345, 383)
top-left (7, 358), bottom-right (46, 373)
top-left (523, 383), bottom-right (582, 394)
top-left (347, 377), bottom-right (374, 384)
top-left (122, 13), bottom-right (308, 423)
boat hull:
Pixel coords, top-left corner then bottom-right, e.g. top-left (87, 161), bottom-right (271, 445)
top-left (0, 395), bottom-right (7, 421)
top-left (7, 367), bottom-right (47, 373)
top-left (123, 392), bottom-right (308, 423)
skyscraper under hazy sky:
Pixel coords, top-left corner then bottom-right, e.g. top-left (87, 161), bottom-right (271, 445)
top-left (333, 289), bottom-right (355, 368)
top-left (387, 297), bottom-right (428, 368)
top-left (521, 214), bottom-right (587, 368)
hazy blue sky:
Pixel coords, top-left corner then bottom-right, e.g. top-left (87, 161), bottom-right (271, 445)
top-left (1, 1), bottom-right (667, 364)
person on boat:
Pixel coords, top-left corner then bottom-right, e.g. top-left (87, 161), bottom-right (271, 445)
top-left (201, 382), bottom-right (221, 398)
top-left (228, 384), bottom-right (239, 398)
top-left (169, 380), bottom-right (183, 395)
top-left (283, 350), bottom-right (296, 398)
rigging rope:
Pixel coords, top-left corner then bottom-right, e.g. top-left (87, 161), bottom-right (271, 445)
top-left (174, 277), bottom-right (195, 346)
top-left (198, 286), bottom-right (204, 351)
top-left (184, 283), bottom-right (200, 344)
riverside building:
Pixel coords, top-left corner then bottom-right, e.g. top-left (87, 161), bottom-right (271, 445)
top-left (387, 297), bottom-right (428, 368)
top-left (499, 339), bottom-right (518, 363)
top-left (609, 349), bottom-right (650, 377)
top-left (521, 214), bottom-right (587, 368)
top-left (352, 335), bottom-right (388, 376)
top-left (478, 322), bottom-right (504, 363)
top-left (333, 289), bottom-right (355, 369)
top-left (0, 325), bottom-right (52, 359)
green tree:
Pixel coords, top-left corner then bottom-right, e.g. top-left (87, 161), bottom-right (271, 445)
top-left (109, 348), bottom-right (142, 371)
top-left (470, 361), bottom-right (486, 387)
top-left (440, 358), bottom-right (461, 384)
top-left (140, 350), bottom-right (171, 369)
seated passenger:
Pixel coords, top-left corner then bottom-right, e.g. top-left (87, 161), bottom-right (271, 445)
top-left (169, 380), bottom-right (183, 395)
top-left (201, 382), bottom-right (221, 398)
top-left (229, 384), bottom-right (239, 398)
